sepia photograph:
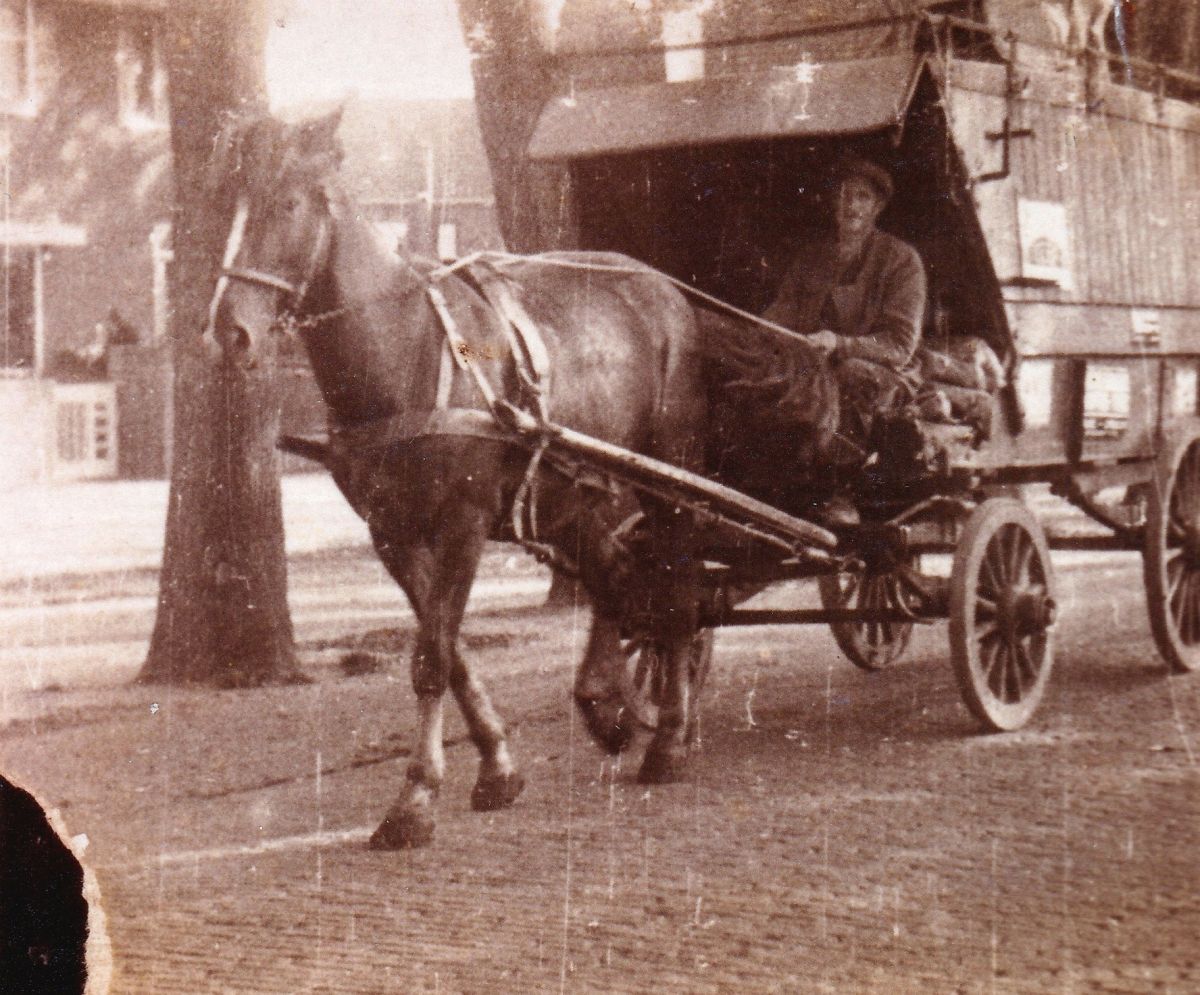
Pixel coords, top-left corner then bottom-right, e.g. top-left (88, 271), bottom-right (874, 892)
top-left (1, 0), bottom-right (1199, 991)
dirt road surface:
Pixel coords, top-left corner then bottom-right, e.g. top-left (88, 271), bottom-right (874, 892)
top-left (2, 544), bottom-right (1198, 993)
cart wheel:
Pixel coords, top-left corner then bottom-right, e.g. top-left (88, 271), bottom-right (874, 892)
top-left (1143, 433), bottom-right (1200, 673)
top-left (949, 499), bottom-right (1056, 731)
top-left (818, 559), bottom-right (918, 670)
top-left (619, 628), bottom-right (714, 732)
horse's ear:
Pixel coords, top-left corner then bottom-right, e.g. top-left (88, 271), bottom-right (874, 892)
top-left (295, 104), bottom-right (345, 159)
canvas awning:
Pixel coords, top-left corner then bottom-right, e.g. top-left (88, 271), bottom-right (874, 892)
top-left (528, 53), bottom-right (925, 160)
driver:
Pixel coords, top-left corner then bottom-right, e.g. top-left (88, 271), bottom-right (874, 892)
top-left (763, 153), bottom-right (926, 523)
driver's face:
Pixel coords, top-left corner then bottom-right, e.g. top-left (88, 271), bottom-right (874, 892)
top-left (835, 176), bottom-right (885, 239)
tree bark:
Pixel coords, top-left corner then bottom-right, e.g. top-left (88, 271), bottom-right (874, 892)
top-left (139, 0), bottom-right (300, 687)
top-left (455, 4), bottom-right (586, 606)
top-left (455, 0), bottom-right (577, 252)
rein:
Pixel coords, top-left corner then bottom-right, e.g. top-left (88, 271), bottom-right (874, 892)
top-left (437, 251), bottom-right (822, 349)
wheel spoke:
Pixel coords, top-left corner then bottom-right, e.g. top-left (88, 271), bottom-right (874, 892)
top-left (1186, 571), bottom-right (1200, 647)
top-left (1180, 572), bottom-right (1196, 645)
top-left (1167, 554), bottom-right (1186, 601)
top-left (1168, 500), bottom-right (1189, 544)
top-left (1185, 572), bottom-right (1199, 646)
top-left (855, 574), bottom-right (872, 610)
top-left (839, 573), bottom-right (861, 608)
top-left (1171, 559), bottom-right (1190, 614)
top-left (1005, 641), bottom-right (1025, 702)
top-left (1016, 638), bottom-right (1039, 684)
top-left (879, 610), bottom-right (895, 648)
top-left (979, 630), bottom-right (1003, 693)
top-left (1177, 455), bottom-right (1199, 510)
top-left (984, 637), bottom-right (1008, 699)
top-left (975, 592), bottom-right (999, 619)
top-left (865, 579), bottom-right (882, 649)
top-left (1171, 568), bottom-right (1190, 632)
top-left (981, 547), bottom-right (1005, 594)
top-left (990, 648), bottom-right (1005, 701)
top-left (1006, 527), bottom-right (1031, 585)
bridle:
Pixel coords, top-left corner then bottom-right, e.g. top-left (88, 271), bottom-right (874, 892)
top-left (205, 195), bottom-right (332, 341)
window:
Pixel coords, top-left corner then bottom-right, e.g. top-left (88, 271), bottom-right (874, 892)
top-left (436, 222), bottom-right (458, 261)
top-left (0, 0), bottom-right (34, 113)
top-left (149, 221), bottom-right (172, 341)
top-left (373, 220), bottom-right (409, 256)
top-left (0, 247), bottom-right (36, 373)
top-left (117, 18), bottom-right (166, 129)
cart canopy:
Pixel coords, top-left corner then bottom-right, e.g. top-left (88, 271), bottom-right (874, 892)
top-left (528, 1), bottom-right (944, 62)
top-left (526, 0), bottom-right (1200, 79)
top-left (529, 52), bottom-right (924, 160)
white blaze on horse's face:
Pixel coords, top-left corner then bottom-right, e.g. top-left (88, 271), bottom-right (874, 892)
top-left (203, 196), bottom-right (250, 356)
top-left (207, 180), bottom-right (330, 367)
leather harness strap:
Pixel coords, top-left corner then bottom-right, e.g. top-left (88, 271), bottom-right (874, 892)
top-left (326, 260), bottom-right (553, 452)
top-left (330, 407), bottom-right (513, 454)
top-left (460, 258), bottom-right (552, 424)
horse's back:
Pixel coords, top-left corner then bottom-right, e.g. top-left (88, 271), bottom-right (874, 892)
top-left (497, 252), bottom-right (706, 464)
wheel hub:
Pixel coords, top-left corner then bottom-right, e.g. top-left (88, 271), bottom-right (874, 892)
top-left (997, 586), bottom-right (1056, 636)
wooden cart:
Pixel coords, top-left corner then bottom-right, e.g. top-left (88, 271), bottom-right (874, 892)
top-left (445, 1), bottom-right (1200, 731)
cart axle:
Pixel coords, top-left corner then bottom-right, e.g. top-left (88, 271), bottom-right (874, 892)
top-left (702, 607), bottom-right (935, 627)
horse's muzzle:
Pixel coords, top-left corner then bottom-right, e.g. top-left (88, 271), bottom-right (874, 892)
top-left (205, 318), bottom-right (258, 369)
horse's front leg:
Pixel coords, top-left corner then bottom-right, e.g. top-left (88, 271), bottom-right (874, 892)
top-left (450, 647), bottom-right (524, 812)
top-left (368, 611), bottom-right (453, 850)
top-left (369, 509), bottom-right (521, 850)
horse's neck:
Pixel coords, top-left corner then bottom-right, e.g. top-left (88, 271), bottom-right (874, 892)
top-left (301, 214), bottom-right (434, 428)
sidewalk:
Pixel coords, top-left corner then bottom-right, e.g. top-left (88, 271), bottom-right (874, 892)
top-left (0, 472), bottom-right (371, 582)
top-left (0, 471), bottom-right (552, 708)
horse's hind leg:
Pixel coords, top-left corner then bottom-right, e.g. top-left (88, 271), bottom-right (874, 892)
top-left (574, 612), bottom-right (640, 755)
top-left (635, 506), bottom-right (706, 785)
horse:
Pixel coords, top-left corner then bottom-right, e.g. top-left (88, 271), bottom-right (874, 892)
top-left (199, 106), bottom-right (731, 850)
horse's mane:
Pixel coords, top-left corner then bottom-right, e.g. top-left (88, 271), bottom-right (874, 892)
top-left (208, 109), bottom-right (344, 199)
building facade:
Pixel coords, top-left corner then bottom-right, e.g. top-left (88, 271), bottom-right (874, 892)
top-left (0, 0), bottom-right (170, 485)
top-left (0, 1), bottom-right (500, 483)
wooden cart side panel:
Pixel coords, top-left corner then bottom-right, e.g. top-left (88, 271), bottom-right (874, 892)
top-left (946, 59), bottom-right (1200, 313)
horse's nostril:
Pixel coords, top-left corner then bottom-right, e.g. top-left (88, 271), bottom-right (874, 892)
top-left (229, 324), bottom-right (252, 355)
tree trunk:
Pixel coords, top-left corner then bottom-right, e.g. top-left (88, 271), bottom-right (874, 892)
top-left (139, 0), bottom-right (300, 687)
top-left (455, 4), bottom-right (585, 606)
top-left (455, 0), bottom-right (577, 252)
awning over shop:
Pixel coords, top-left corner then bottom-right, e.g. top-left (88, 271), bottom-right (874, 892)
top-left (528, 53), bottom-right (925, 160)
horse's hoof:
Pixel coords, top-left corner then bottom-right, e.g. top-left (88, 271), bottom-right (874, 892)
top-left (637, 749), bottom-right (689, 785)
top-left (368, 806), bottom-right (435, 850)
top-left (575, 695), bottom-right (637, 756)
top-left (470, 771), bottom-right (525, 812)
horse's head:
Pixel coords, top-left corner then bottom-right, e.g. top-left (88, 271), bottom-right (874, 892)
top-left (203, 107), bottom-right (344, 368)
